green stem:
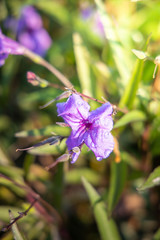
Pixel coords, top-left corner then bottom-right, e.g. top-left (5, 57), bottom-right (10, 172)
top-left (24, 48), bottom-right (73, 89)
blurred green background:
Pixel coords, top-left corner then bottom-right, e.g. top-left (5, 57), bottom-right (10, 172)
top-left (0, 0), bottom-right (160, 239)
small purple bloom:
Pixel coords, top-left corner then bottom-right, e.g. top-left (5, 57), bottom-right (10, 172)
top-left (80, 6), bottom-right (105, 38)
top-left (16, 6), bottom-right (52, 56)
top-left (0, 29), bottom-right (24, 66)
top-left (57, 94), bottom-right (114, 163)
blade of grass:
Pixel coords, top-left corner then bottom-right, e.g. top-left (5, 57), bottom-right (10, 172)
top-left (95, 0), bottom-right (131, 83)
top-left (15, 125), bottom-right (70, 137)
top-left (107, 160), bottom-right (127, 215)
top-left (82, 176), bottom-right (121, 240)
top-left (114, 110), bottom-right (147, 129)
top-left (73, 33), bottom-right (93, 96)
top-left (119, 36), bottom-right (151, 109)
top-left (119, 58), bottom-right (144, 109)
top-left (137, 166), bottom-right (160, 191)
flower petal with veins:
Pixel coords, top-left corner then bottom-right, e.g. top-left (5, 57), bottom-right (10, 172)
top-left (57, 94), bottom-right (114, 163)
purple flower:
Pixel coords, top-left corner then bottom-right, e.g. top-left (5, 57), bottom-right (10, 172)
top-left (57, 94), bottom-right (114, 163)
top-left (80, 6), bottom-right (105, 38)
top-left (0, 29), bottom-right (24, 66)
top-left (16, 6), bottom-right (52, 56)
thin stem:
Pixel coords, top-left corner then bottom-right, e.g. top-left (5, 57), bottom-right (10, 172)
top-left (24, 48), bottom-right (127, 113)
top-left (73, 90), bottom-right (128, 114)
top-left (2, 199), bottom-right (38, 232)
top-left (24, 48), bottom-right (74, 89)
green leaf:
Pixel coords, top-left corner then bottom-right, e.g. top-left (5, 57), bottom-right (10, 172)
top-left (73, 33), bottom-right (93, 96)
top-left (119, 58), bottom-right (144, 109)
top-left (119, 34), bottom-right (151, 109)
top-left (28, 0), bottom-right (69, 24)
top-left (153, 228), bottom-right (160, 240)
top-left (16, 136), bottom-right (62, 152)
top-left (107, 160), bottom-right (127, 215)
top-left (15, 125), bottom-right (70, 137)
top-left (114, 110), bottom-right (147, 129)
top-left (132, 49), bottom-right (147, 60)
top-left (65, 168), bottom-right (100, 185)
top-left (28, 138), bottom-right (66, 156)
top-left (138, 166), bottom-right (160, 191)
top-left (95, 0), bottom-right (131, 84)
top-left (82, 176), bottom-right (121, 240)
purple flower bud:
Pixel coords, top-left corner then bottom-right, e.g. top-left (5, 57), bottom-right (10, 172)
top-left (57, 94), bottom-right (114, 163)
top-left (0, 29), bottom-right (24, 66)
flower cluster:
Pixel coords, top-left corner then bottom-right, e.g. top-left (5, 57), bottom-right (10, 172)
top-left (57, 94), bottom-right (114, 163)
top-left (16, 6), bottom-right (52, 56)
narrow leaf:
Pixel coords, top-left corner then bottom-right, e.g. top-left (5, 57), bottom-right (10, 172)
top-left (107, 160), bottom-right (127, 215)
top-left (119, 35), bottom-right (151, 109)
top-left (82, 176), bottom-right (121, 240)
top-left (15, 125), bottom-right (70, 137)
top-left (16, 136), bottom-right (62, 152)
top-left (95, 0), bottom-right (131, 83)
top-left (73, 33), bottom-right (93, 96)
top-left (39, 91), bottom-right (71, 109)
top-left (119, 58), bottom-right (144, 109)
top-left (132, 49), bottom-right (147, 60)
top-left (153, 228), bottom-right (160, 240)
top-left (138, 166), bottom-right (160, 191)
top-left (28, 138), bottom-right (66, 156)
top-left (114, 110), bottom-right (147, 129)
top-left (65, 168), bottom-right (100, 185)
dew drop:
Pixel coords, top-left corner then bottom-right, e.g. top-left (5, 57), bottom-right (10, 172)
top-left (104, 132), bottom-right (109, 139)
top-left (97, 157), bottom-right (103, 161)
top-left (91, 142), bottom-right (95, 148)
top-left (77, 101), bottom-right (83, 106)
top-left (94, 119), bottom-right (100, 125)
top-left (104, 150), bottom-right (111, 157)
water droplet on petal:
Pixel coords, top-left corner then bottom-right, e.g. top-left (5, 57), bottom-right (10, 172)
top-left (97, 157), bottom-right (103, 161)
top-left (104, 150), bottom-right (111, 157)
top-left (77, 101), bottom-right (82, 106)
top-left (94, 119), bottom-right (100, 125)
top-left (91, 142), bottom-right (95, 148)
top-left (92, 131), bottom-right (97, 138)
top-left (104, 132), bottom-right (109, 139)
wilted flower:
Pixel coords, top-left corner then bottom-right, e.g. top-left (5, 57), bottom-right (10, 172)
top-left (57, 94), bottom-right (114, 163)
top-left (16, 6), bottom-right (52, 56)
top-left (0, 29), bottom-right (24, 66)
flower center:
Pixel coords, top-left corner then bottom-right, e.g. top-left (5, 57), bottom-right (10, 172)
top-left (83, 120), bottom-right (92, 130)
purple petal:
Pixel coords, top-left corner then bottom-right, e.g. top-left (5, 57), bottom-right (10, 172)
top-left (18, 6), bottom-right (42, 32)
top-left (70, 151), bottom-right (81, 163)
top-left (57, 94), bottom-right (90, 128)
top-left (31, 29), bottom-right (52, 55)
top-left (18, 31), bottom-right (36, 51)
top-left (0, 52), bottom-right (8, 66)
top-left (84, 128), bottom-right (114, 160)
top-left (89, 102), bottom-right (113, 131)
top-left (66, 126), bottom-right (86, 150)
top-left (0, 30), bottom-right (24, 55)
top-left (81, 7), bottom-right (94, 20)
top-left (0, 29), bottom-right (24, 66)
